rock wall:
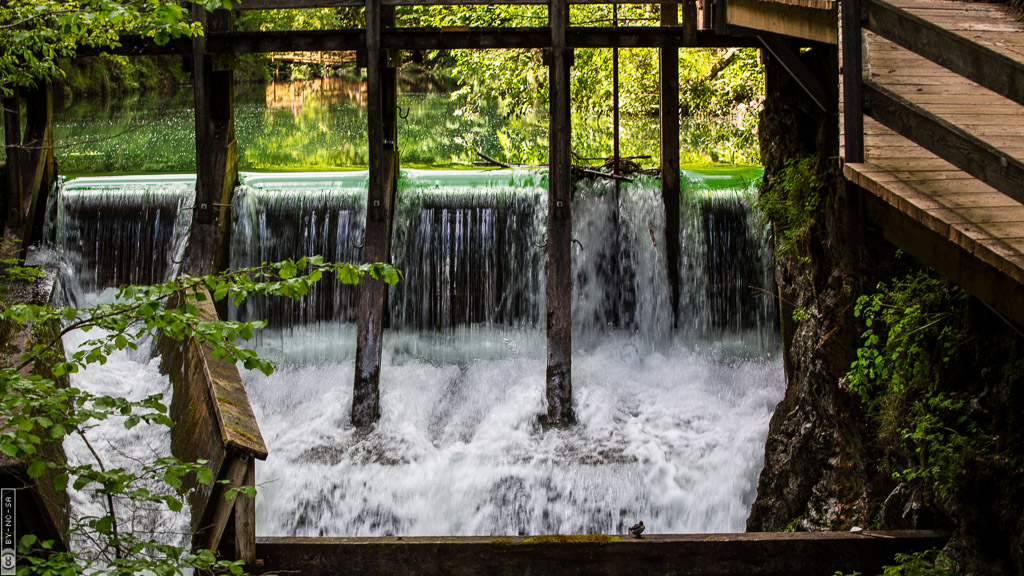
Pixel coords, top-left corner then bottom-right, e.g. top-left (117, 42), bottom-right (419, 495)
top-left (747, 46), bottom-right (1024, 575)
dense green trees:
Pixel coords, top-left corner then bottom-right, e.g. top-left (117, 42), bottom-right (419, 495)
top-left (0, 0), bottom-right (238, 96)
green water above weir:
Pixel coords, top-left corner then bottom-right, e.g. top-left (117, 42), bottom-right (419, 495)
top-left (52, 78), bottom-right (757, 174)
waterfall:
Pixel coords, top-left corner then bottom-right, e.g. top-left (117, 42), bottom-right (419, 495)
top-left (50, 169), bottom-right (782, 539)
top-left (46, 175), bottom-right (197, 558)
top-left (228, 169), bottom-right (784, 537)
top-left (54, 175), bottom-right (196, 299)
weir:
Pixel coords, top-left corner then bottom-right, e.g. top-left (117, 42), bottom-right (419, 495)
top-left (46, 170), bottom-right (946, 570)
top-left (4, 0), bottom-right (985, 570)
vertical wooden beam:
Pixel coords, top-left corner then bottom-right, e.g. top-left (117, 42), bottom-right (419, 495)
top-left (841, 0), bottom-right (865, 243)
top-left (187, 6), bottom-right (238, 279)
top-left (701, 0), bottom-right (713, 30)
top-left (681, 1), bottom-right (698, 44)
top-left (841, 0), bottom-right (863, 163)
top-left (612, 4), bottom-right (620, 179)
top-left (660, 5), bottom-right (682, 329)
top-left (20, 83), bottom-right (56, 257)
top-left (353, 0), bottom-right (399, 428)
top-left (233, 458), bottom-right (257, 564)
top-left (715, 0), bottom-right (728, 34)
top-left (3, 93), bottom-right (23, 235)
top-left (545, 0), bottom-right (574, 426)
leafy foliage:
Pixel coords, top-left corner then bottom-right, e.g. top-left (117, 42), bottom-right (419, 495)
top-left (845, 271), bottom-right (1000, 503)
top-left (757, 156), bottom-right (818, 254)
top-left (0, 0), bottom-right (233, 96)
top-left (832, 548), bottom-right (953, 576)
top-left (1, 257), bottom-right (399, 574)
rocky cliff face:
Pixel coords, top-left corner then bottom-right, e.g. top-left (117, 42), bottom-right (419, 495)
top-left (747, 48), bottom-right (1024, 575)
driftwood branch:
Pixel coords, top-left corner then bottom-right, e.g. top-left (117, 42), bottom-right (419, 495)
top-left (475, 150), bottom-right (635, 183)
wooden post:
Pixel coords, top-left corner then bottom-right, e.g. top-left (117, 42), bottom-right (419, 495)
top-left (842, 0), bottom-right (864, 163)
top-left (3, 92), bottom-right (23, 235)
top-left (545, 0), bottom-right (574, 425)
top-left (613, 4), bottom-right (620, 180)
top-left (841, 0), bottom-right (865, 243)
top-left (681, 1), bottom-right (698, 44)
top-left (19, 83), bottom-right (56, 257)
top-left (353, 0), bottom-right (399, 428)
top-left (660, 5), bottom-right (682, 328)
top-left (187, 6), bottom-right (238, 279)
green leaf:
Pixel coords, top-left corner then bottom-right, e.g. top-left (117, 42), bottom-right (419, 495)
top-left (95, 515), bottom-right (114, 535)
top-left (196, 467), bottom-right (213, 485)
top-left (27, 459), bottom-right (47, 479)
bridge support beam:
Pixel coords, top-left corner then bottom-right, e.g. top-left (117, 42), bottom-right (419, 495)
top-left (2, 85), bottom-right (57, 255)
top-left (660, 4), bottom-right (682, 327)
top-left (186, 6), bottom-right (238, 282)
top-left (3, 92), bottom-right (24, 236)
top-left (353, 0), bottom-right (399, 428)
top-left (544, 0), bottom-right (574, 426)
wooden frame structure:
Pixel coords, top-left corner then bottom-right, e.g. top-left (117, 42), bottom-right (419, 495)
top-left (150, 0), bottom-right (789, 430)
top-left (841, 0), bottom-right (1024, 328)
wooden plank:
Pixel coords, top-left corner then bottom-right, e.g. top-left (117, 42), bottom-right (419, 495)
top-left (161, 288), bottom-right (268, 539)
top-left (843, 0), bottom-right (865, 163)
top-left (100, 28), bottom-right (762, 55)
top-left (545, 0), bottom-right (574, 426)
top-left (234, 459), bottom-right (257, 564)
top-left (846, 162), bottom-right (1024, 286)
top-left (864, 0), bottom-right (1024, 107)
top-left (726, 0), bottom-right (837, 44)
top-left (251, 531), bottom-right (949, 576)
top-left (0, 271), bottom-right (70, 551)
top-left (194, 453), bottom-right (249, 552)
top-left (864, 192), bottom-right (1024, 324)
top-left (863, 80), bottom-right (1024, 206)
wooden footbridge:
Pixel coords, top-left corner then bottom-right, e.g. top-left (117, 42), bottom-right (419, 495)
top-left (8, 0), bottom-right (1024, 571)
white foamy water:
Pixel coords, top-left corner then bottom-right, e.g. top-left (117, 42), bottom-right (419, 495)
top-left (52, 170), bottom-right (784, 543)
top-left (60, 328), bottom-right (192, 556)
top-left (247, 328), bottom-right (783, 537)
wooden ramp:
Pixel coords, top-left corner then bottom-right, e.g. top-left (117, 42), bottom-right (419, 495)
top-left (843, 0), bottom-right (1024, 326)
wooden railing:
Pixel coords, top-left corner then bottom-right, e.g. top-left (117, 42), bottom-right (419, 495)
top-left (159, 289), bottom-right (268, 563)
top-left (842, 0), bottom-right (1024, 205)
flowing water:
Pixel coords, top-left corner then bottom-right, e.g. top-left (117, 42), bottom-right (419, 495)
top-left (228, 170), bottom-right (782, 537)
top-left (44, 176), bottom-right (198, 557)
top-left (51, 168), bottom-right (781, 539)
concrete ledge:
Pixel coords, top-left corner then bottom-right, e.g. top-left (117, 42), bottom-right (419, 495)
top-left (252, 530), bottom-right (948, 576)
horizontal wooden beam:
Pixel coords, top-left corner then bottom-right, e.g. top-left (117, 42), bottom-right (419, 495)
top-left (853, 178), bottom-right (1024, 329)
top-left (251, 531), bottom-right (948, 576)
top-left (237, 0), bottom-right (691, 8)
top-left (865, 0), bottom-right (1024, 107)
top-left (726, 0), bottom-right (837, 44)
top-left (102, 27), bottom-right (758, 55)
top-left (863, 80), bottom-right (1024, 206)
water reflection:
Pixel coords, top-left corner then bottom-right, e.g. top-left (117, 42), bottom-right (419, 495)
top-left (265, 76), bottom-right (365, 112)
top-left (52, 74), bottom-right (664, 174)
